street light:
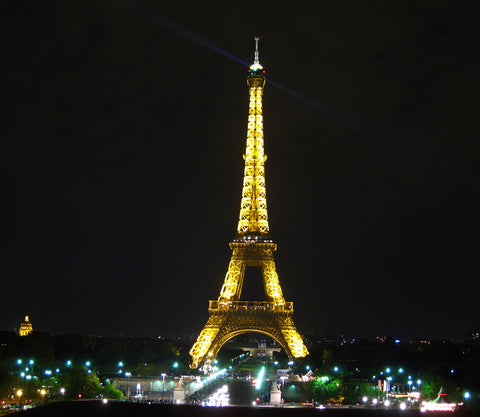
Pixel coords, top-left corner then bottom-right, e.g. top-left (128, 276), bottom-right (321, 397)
top-left (161, 373), bottom-right (166, 402)
top-left (16, 389), bottom-right (23, 407)
top-left (40, 389), bottom-right (47, 402)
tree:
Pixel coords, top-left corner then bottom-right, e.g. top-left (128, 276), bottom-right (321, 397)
top-left (312, 377), bottom-right (344, 403)
top-left (102, 382), bottom-right (125, 399)
top-left (61, 366), bottom-right (102, 399)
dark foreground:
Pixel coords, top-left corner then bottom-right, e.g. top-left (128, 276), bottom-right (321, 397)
top-left (13, 401), bottom-right (479, 417)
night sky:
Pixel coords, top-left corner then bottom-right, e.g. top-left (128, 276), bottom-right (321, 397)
top-left (4, 0), bottom-right (479, 340)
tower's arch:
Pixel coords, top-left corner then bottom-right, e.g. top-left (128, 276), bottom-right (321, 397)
top-left (206, 328), bottom-right (292, 364)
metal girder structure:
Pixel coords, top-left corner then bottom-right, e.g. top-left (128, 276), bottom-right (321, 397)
top-left (190, 302), bottom-right (308, 370)
top-left (237, 84), bottom-right (269, 236)
top-left (218, 241), bottom-right (285, 305)
top-left (190, 39), bottom-right (308, 369)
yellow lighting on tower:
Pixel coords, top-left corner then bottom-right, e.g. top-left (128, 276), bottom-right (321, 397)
top-left (190, 38), bottom-right (308, 370)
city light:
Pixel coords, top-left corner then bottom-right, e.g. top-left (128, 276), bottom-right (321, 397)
top-left (421, 401), bottom-right (456, 412)
top-left (255, 367), bottom-right (265, 391)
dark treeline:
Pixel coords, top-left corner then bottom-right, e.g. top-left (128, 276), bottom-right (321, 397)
top-left (0, 331), bottom-right (193, 378)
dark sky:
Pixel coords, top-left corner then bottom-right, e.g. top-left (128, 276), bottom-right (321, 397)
top-left (4, 0), bottom-right (479, 340)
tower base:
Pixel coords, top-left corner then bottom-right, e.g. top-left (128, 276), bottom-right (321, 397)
top-left (190, 300), bottom-right (308, 369)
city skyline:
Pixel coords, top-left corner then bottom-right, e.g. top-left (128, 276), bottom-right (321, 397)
top-left (5, 0), bottom-right (479, 340)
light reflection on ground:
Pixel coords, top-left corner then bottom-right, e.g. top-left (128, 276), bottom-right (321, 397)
top-left (201, 385), bottom-right (230, 407)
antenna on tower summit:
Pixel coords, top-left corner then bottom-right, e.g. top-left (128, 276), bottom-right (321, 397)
top-left (249, 37), bottom-right (263, 72)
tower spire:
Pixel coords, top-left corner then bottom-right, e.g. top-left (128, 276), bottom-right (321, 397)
top-left (237, 38), bottom-right (267, 238)
top-left (250, 37), bottom-right (263, 72)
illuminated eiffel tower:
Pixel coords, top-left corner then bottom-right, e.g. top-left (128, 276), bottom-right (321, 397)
top-left (189, 38), bottom-right (308, 370)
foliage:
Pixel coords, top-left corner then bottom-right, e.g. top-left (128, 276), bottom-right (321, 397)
top-left (312, 377), bottom-right (344, 403)
top-left (102, 382), bottom-right (126, 399)
top-left (343, 382), bottom-right (378, 404)
top-left (61, 366), bottom-right (102, 399)
top-left (134, 363), bottom-right (158, 377)
top-left (421, 374), bottom-right (461, 402)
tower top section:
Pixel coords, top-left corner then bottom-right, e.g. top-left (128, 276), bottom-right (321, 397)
top-left (248, 37), bottom-right (265, 84)
top-left (237, 38), bottom-right (269, 238)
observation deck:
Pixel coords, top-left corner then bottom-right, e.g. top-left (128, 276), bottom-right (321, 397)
top-left (209, 300), bottom-right (293, 314)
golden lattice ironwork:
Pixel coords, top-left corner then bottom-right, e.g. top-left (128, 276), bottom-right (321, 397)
top-left (190, 39), bottom-right (308, 370)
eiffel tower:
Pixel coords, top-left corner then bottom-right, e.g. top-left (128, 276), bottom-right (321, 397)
top-left (189, 38), bottom-right (308, 369)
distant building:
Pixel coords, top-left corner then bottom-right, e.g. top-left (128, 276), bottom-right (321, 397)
top-left (241, 340), bottom-right (281, 358)
top-left (19, 315), bottom-right (33, 336)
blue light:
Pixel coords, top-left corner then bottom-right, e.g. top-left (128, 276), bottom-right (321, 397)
top-left (44, 370), bottom-right (52, 375)
top-left (17, 359), bottom-right (22, 365)
top-left (464, 392), bottom-right (471, 399)
top-left (173, 362), bottom-right (179, 368)
top-left (66, 360), bottom-right (72, 366)
top-left (333, 366), bottom-right (339, 372)
top-left (29, 359), bottom-right (34, 365)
